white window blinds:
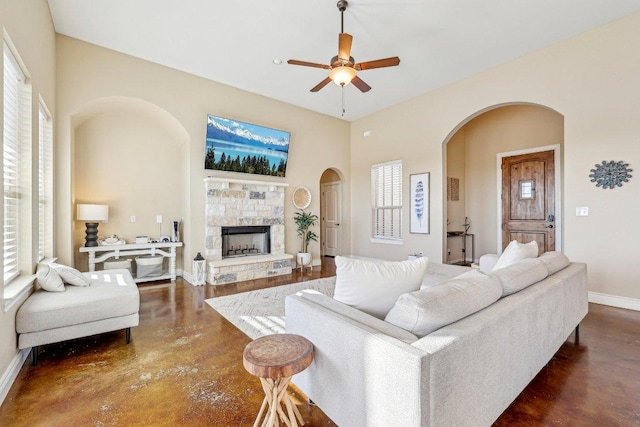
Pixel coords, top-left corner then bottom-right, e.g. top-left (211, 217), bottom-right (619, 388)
top-left (371, 160), bottom-right (402, 240)
top-left (3, 44), bottom-right (28, 285)
top-left (38, 102), bottom-right (52, 261)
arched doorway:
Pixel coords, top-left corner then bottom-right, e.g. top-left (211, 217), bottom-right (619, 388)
top-left (319, 168), bottom-right (345, 257)
top-left (443, 103), bottom-right (564, 263)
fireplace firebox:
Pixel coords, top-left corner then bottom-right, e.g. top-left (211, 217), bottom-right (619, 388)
top-left (221, 226), bottom-right (271, 259)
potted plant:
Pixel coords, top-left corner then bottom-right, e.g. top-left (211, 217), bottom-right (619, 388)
top-left (294, 210), bottom-right (319, 267)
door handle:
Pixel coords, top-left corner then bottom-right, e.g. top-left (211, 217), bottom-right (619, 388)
top-left (546, 224), bottom-right (554, 228)
top-left (336, 224), bottom-right (340, 226)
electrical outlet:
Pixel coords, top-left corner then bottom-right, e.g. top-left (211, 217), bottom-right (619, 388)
top-left (156, 215), bottom-right (163, 224)
top-left (130, 216), bottom-right (136, 223)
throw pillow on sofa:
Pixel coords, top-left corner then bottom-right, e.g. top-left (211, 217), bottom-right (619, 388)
top-left (333, 256), bottom-right (429, 319)
top-left (50, 263), bottom-right (91, 287)
top-left (492, 240), bottom-right (539, 271)
top-left (36, 263), bottom-right (65, 292)
top-left (385, 269), bottom-right (502, 337)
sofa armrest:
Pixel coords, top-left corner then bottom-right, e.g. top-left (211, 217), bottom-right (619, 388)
top-left (479, 254), bottom-right (499, 272)
top-left (285, 294), bottom-right (429, 427)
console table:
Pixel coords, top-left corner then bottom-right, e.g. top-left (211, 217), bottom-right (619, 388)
top-left (79, 242), bottom-right (182, 283)
top-left (447, 233), bottom-right (475, 267)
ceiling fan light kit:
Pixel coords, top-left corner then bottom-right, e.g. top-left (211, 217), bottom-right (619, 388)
top-left (288, 0), bottom-right (400, 93)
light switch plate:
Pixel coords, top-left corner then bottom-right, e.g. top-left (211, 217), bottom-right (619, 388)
top-left (576, 207), bottom-right (589, 216)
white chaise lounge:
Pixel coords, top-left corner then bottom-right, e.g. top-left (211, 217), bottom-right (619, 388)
top-left (16, 269), bottom-right (140, 365)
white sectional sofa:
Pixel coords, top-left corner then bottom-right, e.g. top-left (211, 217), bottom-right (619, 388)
top-left (285, 252), bottom-right (588, 427)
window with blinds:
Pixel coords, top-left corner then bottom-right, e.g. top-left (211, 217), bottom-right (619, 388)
top-left (3, 43), bottom-right (29, 285)
top-left (371, 160), bottom-right (402, 241)
top-left (38, 102), bottom-right (53, 262)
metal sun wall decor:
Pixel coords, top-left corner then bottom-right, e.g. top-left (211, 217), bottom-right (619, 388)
top-left (589, 160), bottom-right (633, 189)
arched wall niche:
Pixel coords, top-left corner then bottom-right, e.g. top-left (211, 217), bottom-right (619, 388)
top-left (70, 96), bottom-right (190, 270)
top-left (442, 102), bottom-right (564, 262)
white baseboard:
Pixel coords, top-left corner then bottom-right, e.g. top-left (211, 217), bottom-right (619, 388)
top-left (0, 348), bottom-right (30, 406)
top-left (589, 291), bottom-right (640, 311)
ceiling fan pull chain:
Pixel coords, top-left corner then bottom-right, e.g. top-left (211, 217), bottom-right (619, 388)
top-left (341, 85), bottom-right (346, 117)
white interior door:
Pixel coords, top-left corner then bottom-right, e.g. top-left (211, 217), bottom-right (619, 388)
top-left (322, 182), bottom-right (342, 256)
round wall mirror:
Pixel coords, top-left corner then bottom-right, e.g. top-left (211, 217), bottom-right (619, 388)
top-left (292, 186), bottom-right (312, 209)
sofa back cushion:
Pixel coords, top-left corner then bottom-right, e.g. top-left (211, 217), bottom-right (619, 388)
top-left (538, 251), bottom-right (570, 275)
top-left (490, 257), bottom-right (548, 296)
top-left (333, 256), bottom-right (429, 319)
top-left (384, 269), bottom-right (502, 337)
top-left (493, 240), bottom-right (538, 271)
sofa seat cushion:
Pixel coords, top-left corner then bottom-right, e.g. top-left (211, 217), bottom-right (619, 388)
top-left (333, 256), bottom-right (429, 319)
top-left (17, 270), bottom-right (139, 334)
top-left (384, 269), bottom-right (502, 337)
top-left (490, 258), bottom-right (548, 297)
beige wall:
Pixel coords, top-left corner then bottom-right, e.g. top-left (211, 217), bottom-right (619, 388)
top-left (0, 0), bottom-right (56, 385)
top-left (55, 36), bottom-right (351, 277)
top-left (351, 12), bottom-right (640, 300)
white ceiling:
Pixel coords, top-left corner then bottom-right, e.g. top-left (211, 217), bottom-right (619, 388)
top-left (47, 0), bottom-right (640, 121)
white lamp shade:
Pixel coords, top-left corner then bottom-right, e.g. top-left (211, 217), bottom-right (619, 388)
top-left (77, 204), bottom-right (109, 222)
top-left (329, 66), bottom-right (357, 86)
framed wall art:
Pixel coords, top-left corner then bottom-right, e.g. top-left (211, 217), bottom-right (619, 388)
top-left (410, 172), bottom-right (430, 234)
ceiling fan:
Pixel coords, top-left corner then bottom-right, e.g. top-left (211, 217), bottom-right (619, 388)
top-left (287, 0), bottom-right (400, 93)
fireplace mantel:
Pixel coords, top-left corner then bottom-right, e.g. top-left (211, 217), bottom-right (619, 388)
top-left (204, 177), bottom-right (289, 189)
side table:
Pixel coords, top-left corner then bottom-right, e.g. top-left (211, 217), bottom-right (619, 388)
top-left (243, 334), bottom-right (314, 427)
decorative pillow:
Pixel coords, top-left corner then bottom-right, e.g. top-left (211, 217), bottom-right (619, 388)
top-left (492, 240), bottom-right (539, 271)
top-left (333, 256), bottom-right (429, 319)
top-left (538, 251), bottom-right (570, 275)
top-left (50, 263), bottom-right (91, 287)
top-left (385, 269), bottom-right (502, 337)
top-left (490, 257), bottom-right (548, 296)
top-left (36, 263), bottom-right (65, 292)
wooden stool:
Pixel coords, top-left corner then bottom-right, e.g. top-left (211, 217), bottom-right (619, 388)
top-left (243, 334), bottom-right (314, 427)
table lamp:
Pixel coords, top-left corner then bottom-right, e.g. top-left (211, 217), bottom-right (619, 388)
top-left (77, 204), bottom-right (109, 247)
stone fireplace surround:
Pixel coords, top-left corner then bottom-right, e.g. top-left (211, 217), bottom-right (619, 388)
top-left (204, 177), bottom-right (293, 285)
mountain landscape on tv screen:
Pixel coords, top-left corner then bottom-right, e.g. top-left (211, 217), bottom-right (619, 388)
top-left (205, 115), bottom-right (290, 177)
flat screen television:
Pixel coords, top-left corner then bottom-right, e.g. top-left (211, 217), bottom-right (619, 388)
top-left (205, 115), bottom-right (290, 177)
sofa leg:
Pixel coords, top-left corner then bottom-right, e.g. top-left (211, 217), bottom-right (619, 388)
top-left (32, 346), bottom-right (39, 366)
top-left (126, 328), bottom-right (131, 344)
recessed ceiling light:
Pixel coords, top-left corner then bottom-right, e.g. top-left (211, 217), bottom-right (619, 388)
top-left (272, 59), bottom-right (283, 65)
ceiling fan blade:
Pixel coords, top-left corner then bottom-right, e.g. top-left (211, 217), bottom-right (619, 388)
top-left (338, 33), bottom-right (353, 61)
top-left (355, 56), bottom-right (401, 71)
top-left (287, 59), bottom-right (331, 70)
top-left (310, 77), bottom-right (332, 92)
top-left (351, 75), bottom-right (372, 93)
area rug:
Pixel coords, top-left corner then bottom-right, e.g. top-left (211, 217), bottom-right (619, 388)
top-left (205, 277), bottom-right (336, 339)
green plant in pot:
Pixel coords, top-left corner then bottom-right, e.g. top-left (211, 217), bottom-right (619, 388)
top-left (294, 210), bottom-right (319, 267)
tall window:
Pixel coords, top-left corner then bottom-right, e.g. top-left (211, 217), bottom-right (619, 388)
top-left (371, 160), bottom-right (402, 241)
top-left (3, 42), bottom-right (31, 285)
top-left (38, 101), bottom-right (53, 261)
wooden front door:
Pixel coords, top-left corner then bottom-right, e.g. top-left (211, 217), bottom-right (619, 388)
top-left (321, 181), bottom-right (342, 257)
top-left (501, 150), bottom-right (555, 254)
